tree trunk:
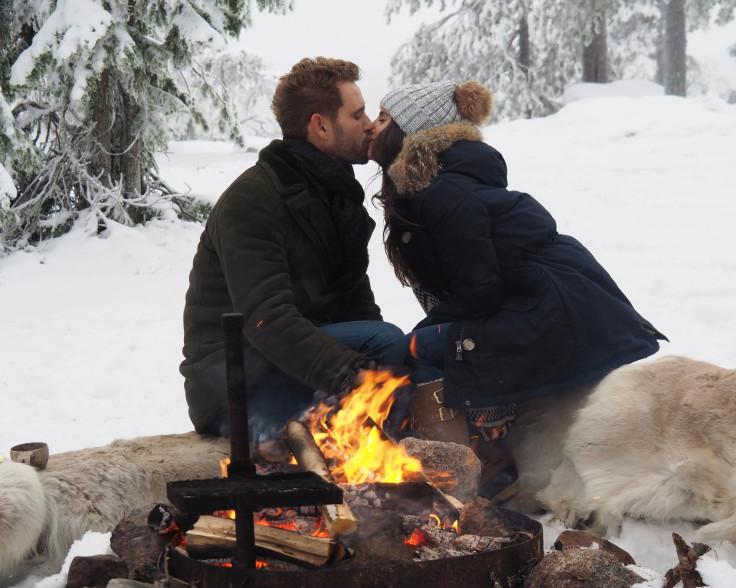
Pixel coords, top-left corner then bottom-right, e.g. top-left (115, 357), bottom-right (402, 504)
top-left (663, 0), bottom-right (687, 96)
top-left (121, 91), bottom-right (142, 201)
top-left (518, 11), bottom-right (530, 73)
top-left (121, 0), bottom-right (142, 206)
top-left (90, 69), bottom-right (112, 188)
top-left (582, 16), bottom-right (608, 83)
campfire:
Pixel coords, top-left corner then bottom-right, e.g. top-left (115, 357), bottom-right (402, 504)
top-left (162, 314), bottom-right (542, 587)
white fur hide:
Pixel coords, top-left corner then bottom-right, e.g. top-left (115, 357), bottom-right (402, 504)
top-left (0, 432), bottom-right (229, 584)
top-left (503, 355), bottom-right (736, 544)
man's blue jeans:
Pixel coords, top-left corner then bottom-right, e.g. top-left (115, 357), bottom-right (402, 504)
top-left (201, 320), bottom-right (408, 441)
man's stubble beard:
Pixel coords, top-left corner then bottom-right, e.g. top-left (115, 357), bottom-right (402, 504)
top-left (332, 121), bottom-right (370, 165)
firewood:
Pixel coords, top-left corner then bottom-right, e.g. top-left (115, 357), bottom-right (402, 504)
top-left (283, 420), bottom-right (360, 536)
top-left (185, 515), bottom-right (339, 567)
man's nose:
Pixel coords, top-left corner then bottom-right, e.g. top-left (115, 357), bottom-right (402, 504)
top-left (363, 114), bottom-right (375, 132)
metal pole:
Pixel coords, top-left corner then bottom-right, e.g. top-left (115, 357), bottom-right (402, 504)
top-left (221, 312), bottom-right (256, 568)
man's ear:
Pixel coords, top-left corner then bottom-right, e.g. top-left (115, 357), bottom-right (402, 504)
top-left (309, 113), bottom-right (329, 140)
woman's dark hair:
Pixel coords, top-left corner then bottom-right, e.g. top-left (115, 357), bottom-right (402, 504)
top-left (371, 119), bottom-right (416, 286)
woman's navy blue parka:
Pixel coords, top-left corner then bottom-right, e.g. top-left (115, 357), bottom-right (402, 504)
top-left (387, 121), bottom-right (666, 410)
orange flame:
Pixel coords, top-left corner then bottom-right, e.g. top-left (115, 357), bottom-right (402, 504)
top-left (409, 334), bottom-right (418, 358)
top-left (306, 369), bottom-right (423, 484)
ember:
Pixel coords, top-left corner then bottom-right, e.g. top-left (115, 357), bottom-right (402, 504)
top-left (404, 527), bottom-right (430, 547)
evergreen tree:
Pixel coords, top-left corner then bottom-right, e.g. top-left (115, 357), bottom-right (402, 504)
top-left (0, 0), bottom-right (289, 252)
top-left (179, 45), bottom-right (280, 141)
top-left (387, 0), bottom-right (549, 120)
top-left (386, 0), bottom-right (736, 117)
top-left (660, 0), bottom-right (736, 96)
top-left (386, 0), bottom-right (627, 120)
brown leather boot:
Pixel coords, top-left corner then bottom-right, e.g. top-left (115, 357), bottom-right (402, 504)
top-left (410, 379), bottom-right (470, 445)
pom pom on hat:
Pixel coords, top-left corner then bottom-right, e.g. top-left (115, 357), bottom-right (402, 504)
top-left (455, 81), bottom-right (492, 125)
top-left (381, 80), bottom-right (493, 135)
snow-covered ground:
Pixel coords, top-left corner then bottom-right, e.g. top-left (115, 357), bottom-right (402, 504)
top-left (2, 84), bottom-right (736, 586)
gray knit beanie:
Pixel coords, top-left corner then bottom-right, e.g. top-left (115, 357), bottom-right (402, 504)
top-left (381, 80), bottom-right (493, 135)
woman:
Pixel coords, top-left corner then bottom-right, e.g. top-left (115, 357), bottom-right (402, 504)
top-left (369, 80), bottom-right (666, 499)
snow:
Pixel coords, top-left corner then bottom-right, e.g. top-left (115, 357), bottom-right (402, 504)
top-left (3, 82), bottom-right (736, 586)
top-left (28, 532), bottom-right (113, 588)
top-left (3, 0), bottom-right (736, 584)
top-left (0, 163), bottom-right (16, 205)
top-left (562, 79), bottom-right (664, 103)
top-left (9, 0), bottom-right (116, 101)
top-left (171, 3), bottom-right (227, 50)
top-left (689, 19), bottom-right (736, 101)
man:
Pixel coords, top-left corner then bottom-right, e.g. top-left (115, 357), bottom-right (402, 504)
top-left (180, 58), bottom-right (406, 448)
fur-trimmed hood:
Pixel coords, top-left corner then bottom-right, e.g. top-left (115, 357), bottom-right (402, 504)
top-left (387, 120), bottom-right (484, 195)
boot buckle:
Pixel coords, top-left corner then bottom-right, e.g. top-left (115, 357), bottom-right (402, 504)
top-left (432, 389), bottom-right (444, 404)
top-left (438, 406), bottom-right (456, 421)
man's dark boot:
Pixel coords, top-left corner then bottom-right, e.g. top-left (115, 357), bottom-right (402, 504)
top-left (472, 439), bottom-right (519, 504)
top-left (410, 379), bottom-right (470, 445)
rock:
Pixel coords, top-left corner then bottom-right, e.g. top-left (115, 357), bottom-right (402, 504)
top-left (554, 529), bottom-right (636, 566)
top-left (458, 496), bottom-right (512, 537)
top-left (110, 505), bottom-right (170, 583)
top-left (523, 549), bottom-right (644, 588)
top-left (66, 554), bottom-right (128, 588)
top-left (399, 437), bottom-right (480, 503)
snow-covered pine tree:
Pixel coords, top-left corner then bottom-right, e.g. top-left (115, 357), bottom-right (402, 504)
top-left (0, 1), bottom-right (39, 254)
top-left (387, 0), bottom-right (550, 120)
top-left (179, 45), bottom-right (279, 141)
top-left (666, 0), bottom-right (736, 96)
top-left (386, 0), bottom-right (635, 120)
top-left (0, 0), bottom-right (289, 252)
top-left (386, 0), bottom-right (735, 118)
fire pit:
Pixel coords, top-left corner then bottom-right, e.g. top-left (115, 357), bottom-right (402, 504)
top-left (166, 506), bottom-right (542, 588)
top-left (162, 314), bottom-right (543, 586)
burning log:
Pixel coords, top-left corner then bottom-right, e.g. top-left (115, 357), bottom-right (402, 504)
top-left (283, 420), bottom-right (360, 536)
top-left (185, 515), bottom-right (342, 568)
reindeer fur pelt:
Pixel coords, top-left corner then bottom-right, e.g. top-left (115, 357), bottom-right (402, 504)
top-left (3, 356), bottom-right (736, 583)
top-left (503, 355), bottom-right (736, 544)
top-left (0, 431), bottom-right (229, 584)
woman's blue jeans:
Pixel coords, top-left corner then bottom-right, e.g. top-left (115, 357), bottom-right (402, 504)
top-left (406, 322), bottom-right (451, 385)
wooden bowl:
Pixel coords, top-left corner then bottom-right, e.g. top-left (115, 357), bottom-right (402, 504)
top-left (10, 442), bottom-right (49, 469)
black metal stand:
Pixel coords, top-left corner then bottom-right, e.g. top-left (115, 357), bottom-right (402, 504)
top-left (167, 313), bottom-right (342, 570)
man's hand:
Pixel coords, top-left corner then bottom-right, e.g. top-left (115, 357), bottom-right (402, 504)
top-left (352, 368), bottom-right (368, 388)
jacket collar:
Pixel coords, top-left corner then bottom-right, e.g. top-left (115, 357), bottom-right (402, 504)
top-left (387, 121), bottom-right (484, 195)
top-left (256, 139), bottom-right (308, 195)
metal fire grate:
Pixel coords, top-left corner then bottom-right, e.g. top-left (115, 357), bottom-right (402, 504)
top-left (166, 313), bottom-right (342, 569)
